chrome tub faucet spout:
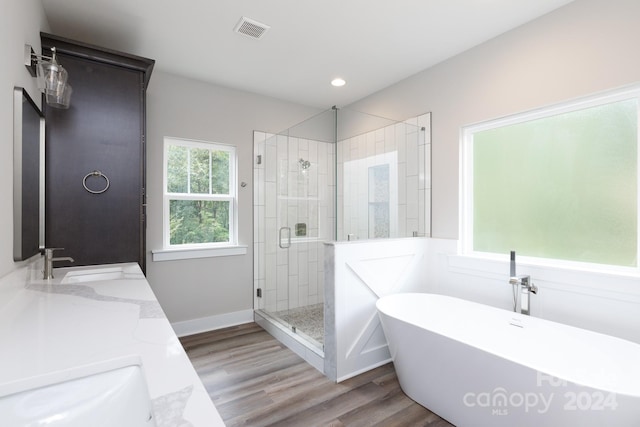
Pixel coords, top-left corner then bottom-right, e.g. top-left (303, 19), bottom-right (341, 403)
top-left (509, 251), bottom-right (538, 315)
top-left (43, 248), bottom-right (75, 280)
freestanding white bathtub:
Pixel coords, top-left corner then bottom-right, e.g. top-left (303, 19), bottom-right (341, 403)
top-left (376, 293), bottom-right (640, 427)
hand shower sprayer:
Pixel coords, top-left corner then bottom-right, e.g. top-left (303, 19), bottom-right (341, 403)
top-left (509, 251), bottom-right (518, 312)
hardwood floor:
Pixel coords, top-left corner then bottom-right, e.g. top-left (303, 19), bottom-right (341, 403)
top-left (180, 323), bottom-right (454, 427)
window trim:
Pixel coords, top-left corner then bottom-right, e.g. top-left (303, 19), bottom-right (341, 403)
top-left (161, 136), bottom-right (239, 252)
top-left (151, 245), bottom-right (247, 262)
top-left (460, 84), bottom-right (640, 274)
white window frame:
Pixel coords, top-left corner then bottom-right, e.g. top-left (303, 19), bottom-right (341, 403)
top-left (460, 85), bottom-right (640, 275)
top-left (153, 137), bottom-right (245, 262)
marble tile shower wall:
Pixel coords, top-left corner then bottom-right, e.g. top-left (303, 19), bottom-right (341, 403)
top-left (254, 132), bottom-right (335, 312)
top-left (337, 113), bottom-right (431, 240)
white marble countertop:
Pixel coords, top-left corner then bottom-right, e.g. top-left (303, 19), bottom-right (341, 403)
top-left (0, 260), bottom-right (225, 426)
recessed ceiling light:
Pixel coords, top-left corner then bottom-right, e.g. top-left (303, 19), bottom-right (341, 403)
top-left (331, 78), bottom-right (346, 87)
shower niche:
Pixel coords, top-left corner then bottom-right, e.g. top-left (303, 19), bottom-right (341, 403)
top-left (253, 107), bottom-right (431, 360)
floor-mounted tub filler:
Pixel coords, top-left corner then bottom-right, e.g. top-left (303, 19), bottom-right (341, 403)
top-left (376, 293), bottom-right (640, 427)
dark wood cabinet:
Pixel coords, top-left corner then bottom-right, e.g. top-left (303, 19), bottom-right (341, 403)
top-left (42, 33), bottom-right (154, 272)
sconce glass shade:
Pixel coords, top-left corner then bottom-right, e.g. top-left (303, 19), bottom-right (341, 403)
top-left (25, 46), bottom-right (72, 109)
top-left (36, 59), bottom-right (68, 95)
top-left (45, 83), bottom-right (72, 109)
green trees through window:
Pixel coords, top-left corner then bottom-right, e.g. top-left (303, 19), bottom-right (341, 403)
top-left (164, 139), bottom-right (235, 247)
top-left (169, 200), bottom-right (229, 245)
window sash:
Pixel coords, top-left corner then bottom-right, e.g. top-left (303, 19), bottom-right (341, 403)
top-left (165, 141), bottom-right (234, 197)
top-left (460, 85), bottom-right (640, 272)
top-left (166, 198), bottom-right (234, 247)
top-left (163, 137), bottom-right (237, 249)
top-left (166, 193), bottom-right (234, 202)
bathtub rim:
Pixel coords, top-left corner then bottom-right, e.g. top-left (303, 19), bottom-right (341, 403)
top-left (376, 292), bottom-right (640, 399)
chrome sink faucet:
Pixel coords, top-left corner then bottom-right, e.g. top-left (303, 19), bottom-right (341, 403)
top-left (509, 251), bottom-right (538, 315)
top-left (43, 248), bottom-right (75, 280)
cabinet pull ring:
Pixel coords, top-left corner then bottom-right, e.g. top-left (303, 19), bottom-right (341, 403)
top-left (82, 170), bottom-right (110, 194)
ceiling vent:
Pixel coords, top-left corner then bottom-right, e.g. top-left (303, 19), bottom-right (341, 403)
top-left (234, 16), bottom-right (270, 40)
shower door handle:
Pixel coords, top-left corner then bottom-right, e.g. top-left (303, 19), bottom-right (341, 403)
top-left (279, 227), bottom-right (291, 249)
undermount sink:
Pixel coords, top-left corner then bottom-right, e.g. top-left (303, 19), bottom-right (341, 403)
top-left (0, 356), bottom-right (156, 426)
top-left (61, 265), bottom-right (145, 284)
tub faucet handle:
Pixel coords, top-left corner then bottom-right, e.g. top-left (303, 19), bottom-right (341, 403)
top-left (520, 275), bottom-right (537, 294)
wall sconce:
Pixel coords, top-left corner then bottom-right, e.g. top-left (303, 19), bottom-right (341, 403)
top-left (24, 44), bottom-right (72, 109)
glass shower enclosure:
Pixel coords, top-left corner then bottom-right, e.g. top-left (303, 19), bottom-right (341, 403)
top-left (253, 107), bottom-right (430, 353)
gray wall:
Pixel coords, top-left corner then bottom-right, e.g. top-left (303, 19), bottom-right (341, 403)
top-left (0, 0), bottom-right (49, 278)
top-left (349, 0), bottom-right (640, 240)
top-left (145, 71), bottom-right (319, 323)
top-left (3, 0), bottom-right (639, 328)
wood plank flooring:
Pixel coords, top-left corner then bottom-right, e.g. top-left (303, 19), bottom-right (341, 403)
top-left (180, 322), bottom-right (454, 427)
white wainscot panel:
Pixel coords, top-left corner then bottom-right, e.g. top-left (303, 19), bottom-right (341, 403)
top-left (324, 238), bottom-right (428, 382)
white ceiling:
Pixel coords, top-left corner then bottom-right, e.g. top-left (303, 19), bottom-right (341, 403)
top-left (40, 0), bottom-right (575, 109)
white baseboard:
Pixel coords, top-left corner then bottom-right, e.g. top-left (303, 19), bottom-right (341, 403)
top-left (171, 309), bottom-right (254, 337)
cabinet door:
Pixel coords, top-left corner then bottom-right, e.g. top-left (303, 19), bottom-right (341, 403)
top-left (45, 54), bottom-right (144, 268)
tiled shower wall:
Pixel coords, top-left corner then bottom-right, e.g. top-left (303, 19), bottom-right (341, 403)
top-left (254, 132), bottom-right (335, 312)
top-left (337, 113), bottom-right (431, 240)
top-left (254, 112), bottom-right (431, 314)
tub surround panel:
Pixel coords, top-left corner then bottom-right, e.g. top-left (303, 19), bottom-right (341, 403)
top-left (324, 238), bottom-right (428, 382)
top-left (0, 258), bottom-right (223, 426)
top-left (426, 238), bottom-right (640, 344)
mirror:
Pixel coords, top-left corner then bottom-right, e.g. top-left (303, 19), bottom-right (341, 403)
top-left (13, 87), bottom-right (45, 261)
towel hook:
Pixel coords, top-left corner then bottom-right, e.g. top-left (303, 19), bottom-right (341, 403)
top-left (82, 170), bottom-right (110, 194)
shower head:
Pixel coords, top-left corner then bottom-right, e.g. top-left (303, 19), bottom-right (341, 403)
top-left (298, 158), bottom-right (311, 170)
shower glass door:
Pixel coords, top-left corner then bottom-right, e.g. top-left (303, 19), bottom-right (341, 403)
top-left (253, 108), bottom-right (337, 352)
top-left (254, 131), bottom-right (292, 330)
top-left (275, 132), bottom-right (293, 331)
top-left (254, 108), bottom-right (431, 354)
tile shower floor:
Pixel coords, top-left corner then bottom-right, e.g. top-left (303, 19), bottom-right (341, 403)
top-left (274, 303), bottom-right (324, 344)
